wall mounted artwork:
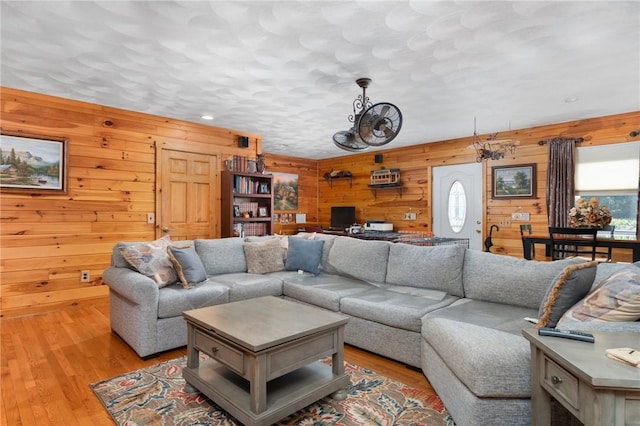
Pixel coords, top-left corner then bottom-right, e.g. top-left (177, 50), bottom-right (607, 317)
top-left (0, 132), bottom-right (68, 194)
top-left (492, 163), bottom-right (536, 199)
top-left (272, 172), bottom-right (298, 210)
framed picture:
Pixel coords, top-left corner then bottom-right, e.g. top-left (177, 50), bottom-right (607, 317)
top-left (0, 131), bottom-right (68, 194)
top-left (233, 205), bottom-right (241, 217)
top-left (273, 172), bottom-right (298, 210)
top-left (492, 163), bottom-right (536, 199)
top-left (258, 206), bottom-right (269, 217)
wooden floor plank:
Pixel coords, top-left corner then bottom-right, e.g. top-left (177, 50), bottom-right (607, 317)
top-left (0, 300), bottom-right (435, 425)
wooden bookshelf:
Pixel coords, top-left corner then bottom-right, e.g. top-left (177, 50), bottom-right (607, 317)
top-left (221, 171), bottom-right (274, 237)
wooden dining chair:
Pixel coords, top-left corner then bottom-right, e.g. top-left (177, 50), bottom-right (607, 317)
top-left (548, 226), bottom-right (599, 261)
top-left (520, 223), bottom-right (536, 259)
top-left (520, 224), bottom-right (534, 257)
top-left (595, 224), bottom-right (615, 261)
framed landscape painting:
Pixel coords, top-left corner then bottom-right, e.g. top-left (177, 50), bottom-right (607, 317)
top-left (0, 132), bottom-right (68, 194)
top-left (492, 164), bottom-right (536, 199)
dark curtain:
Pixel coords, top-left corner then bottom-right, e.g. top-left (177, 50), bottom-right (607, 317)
top-left (546, 137), bottom-right (578, 227)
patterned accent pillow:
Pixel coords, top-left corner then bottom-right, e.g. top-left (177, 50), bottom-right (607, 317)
top-left (167, 243), bottom-right (207, 289)
top-left (536, 261), bottom-right (598, 328)
top-left (243, 238), bottom-right (284, 274)
top-left (558, 265), bottom-right (640, 325)
top-left (120, 236), bottom-right (178, 287)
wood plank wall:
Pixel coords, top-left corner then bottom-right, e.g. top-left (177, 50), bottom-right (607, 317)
top-left (262, 155), bottom-right (319, 236)
top-left (0, 87), bottom-right (273, 317)
top-left (317, 111), bottom-right (640, 261)
top-left (1, 86), bottom-right (637, 318)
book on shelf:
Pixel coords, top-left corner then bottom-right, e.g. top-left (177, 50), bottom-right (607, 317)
top-left (242, 222), bottom-right (267, 237)
top-left (233, 175), bottom-right (268, 194)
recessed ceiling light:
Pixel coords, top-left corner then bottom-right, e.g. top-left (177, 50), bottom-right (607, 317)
top-left (201, 114), bottom-right (214, 120)
top-left (563, 97), bottom-right (579, 103)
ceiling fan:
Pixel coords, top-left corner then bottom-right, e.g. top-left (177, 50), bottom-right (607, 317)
top-left (333, 78), bottom-right (403, 152)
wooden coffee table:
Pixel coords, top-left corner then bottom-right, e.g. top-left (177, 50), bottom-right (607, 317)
top-left (182, 296), bottom-right (350, 426)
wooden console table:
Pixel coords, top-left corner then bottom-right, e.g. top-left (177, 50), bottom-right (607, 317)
top-left (522, 329), bottom-right (640, 426)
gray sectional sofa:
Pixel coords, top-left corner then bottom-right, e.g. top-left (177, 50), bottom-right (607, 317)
top-left (103, 233), bottom-right (638, 426)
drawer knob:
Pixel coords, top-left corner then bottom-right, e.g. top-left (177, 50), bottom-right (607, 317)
top-left (211, 347), bottom-right (219, 354)
top-left (551, 375), bottom-right (563, 385)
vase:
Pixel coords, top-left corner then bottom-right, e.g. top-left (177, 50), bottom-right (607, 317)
top-left (256, 154), bottom-right (266, 174)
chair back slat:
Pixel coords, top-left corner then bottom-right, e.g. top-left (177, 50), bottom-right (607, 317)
top-left (548, 226), bottom-right (598, 261)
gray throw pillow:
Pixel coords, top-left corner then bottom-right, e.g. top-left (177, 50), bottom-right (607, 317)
top-left (167, 244), bottom-right (207, 288)
top-left (285, 237), bottom-right (324, 275)
top-left (537, 261), bottom-right (598, 328)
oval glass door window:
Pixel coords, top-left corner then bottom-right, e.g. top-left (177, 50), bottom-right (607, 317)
top-left (448, 180), bottom-right (466, 233)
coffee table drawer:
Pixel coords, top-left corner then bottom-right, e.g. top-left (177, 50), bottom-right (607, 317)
top-left (542, 355), bottom-right (579, 410)
top-left (195, 330), bottom-right (244, 374)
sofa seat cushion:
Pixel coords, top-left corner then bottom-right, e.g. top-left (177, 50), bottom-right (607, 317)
top-left (157, 280), bottom-right (229, 318)
top-left (463, 250), bottom-right (584, 309)
top-left (282, 273), bottom-right (376, 311)
top-left (327, 237), bottom-right (391, 283)
top-left (340, 287), bottom-right (458, 332)
top-left (385, 243), bottom-right (466, 297)
top-left (422, 318), bottom-right (531, 398)
top-left (207, 273), bottom-right (283, 302)
top-left (195, 238), bottom-right (247, 275)
top-left (422, 298), bottom-right (539, 336)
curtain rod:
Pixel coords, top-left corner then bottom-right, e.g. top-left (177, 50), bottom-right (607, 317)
top-left (537, 137), bottom-right (584, 145)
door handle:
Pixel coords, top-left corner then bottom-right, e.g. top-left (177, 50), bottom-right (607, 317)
top-left (162, 227), bottom-right (170, 233)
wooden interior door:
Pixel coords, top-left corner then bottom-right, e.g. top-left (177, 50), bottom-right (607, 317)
top-left (159, 149), bottom-right (218, 240)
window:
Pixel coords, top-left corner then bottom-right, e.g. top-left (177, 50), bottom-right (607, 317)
top-left (576, 142), bottom-right (640, 236)
top-left (448, 180), bottom-right (466, 233)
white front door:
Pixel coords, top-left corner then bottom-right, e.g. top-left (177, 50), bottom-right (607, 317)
top-left (432, 163), bottom-right (483, 250)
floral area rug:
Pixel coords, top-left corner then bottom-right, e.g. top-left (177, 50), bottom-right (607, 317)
top-left (91, 355), bottom-right (455, 426)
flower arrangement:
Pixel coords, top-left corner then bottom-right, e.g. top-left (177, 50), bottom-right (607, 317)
top-left (568, 197), bottom-right (612, 228)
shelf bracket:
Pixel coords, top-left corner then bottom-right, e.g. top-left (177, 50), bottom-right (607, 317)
top-left (325, 176), bottom-right (353, 188)
top-left (368, 184), bottom-right (403, 199)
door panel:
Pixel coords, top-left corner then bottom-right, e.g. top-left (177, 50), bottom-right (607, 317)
top-left (432, 163), bottom-right (483, 250)
top-left (160, 150), bottom-right (217, 240)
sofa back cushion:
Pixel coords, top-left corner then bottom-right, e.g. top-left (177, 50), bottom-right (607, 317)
top-left (327, 237), bottom-right (391, 283)
top-left (385, 244), bottom-right (466, 297)
top-left (463, 250), bottom-right (584, 309)
top-left (195, 237), bottom-right (247, 275)
top-left (314, 233), bottom-right (340, 274)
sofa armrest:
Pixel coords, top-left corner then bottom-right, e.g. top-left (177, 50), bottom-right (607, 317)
top-left (102, 266), bottom-right (160, 305)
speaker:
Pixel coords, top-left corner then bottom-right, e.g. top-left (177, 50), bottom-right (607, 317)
top-left (238, 136), bottom-right (249, 148)
top-left (374, 154), bottom-right (384, 163)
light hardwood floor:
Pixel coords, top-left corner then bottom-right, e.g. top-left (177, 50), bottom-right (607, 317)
top-left (1, 299), bottom-right (435, 425)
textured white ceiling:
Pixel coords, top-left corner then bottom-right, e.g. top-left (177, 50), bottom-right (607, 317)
top-left (1, 1), bottom-right (639, 159)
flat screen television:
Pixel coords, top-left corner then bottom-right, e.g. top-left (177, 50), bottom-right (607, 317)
top-left (330, 206), bottom-right (356, 230)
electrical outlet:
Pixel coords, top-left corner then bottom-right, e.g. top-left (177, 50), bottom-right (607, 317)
top-left (511, 212), bottom-right (530, 221)
top-left (147, 212), bottom-right (155, 224)
top-left (498, 218), bottom-right (511, 227)
top-left (81, 270), bottom-right (90, 283)
top-left (403, 212), bottom-right (417, 220)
